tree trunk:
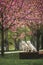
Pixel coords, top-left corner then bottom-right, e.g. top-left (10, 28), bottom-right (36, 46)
top-left (37, 37), bottom-right (39, 51)
top-left (1, 24), bottom-right (4, 56)
top-left (6, 43), bottom-right (9, 51)
top-left (1, 13), bottom-right (4, 56)
top-left (17, 39), bottom-right (20, 50)
top-left (41, 35), bottom-right (43, 49)
top-left (14, 38), bottom-right (20, 50)
top-left (37, 30), bottom-right (40, 51)
top-left (1, 30), bottom-right (4, 56)
top-left (14, 38), bottom-right (17, 50)
top-left (5, 30), bottom-right (9, 51)
top-left (5, 39), bottom-right (9, 51)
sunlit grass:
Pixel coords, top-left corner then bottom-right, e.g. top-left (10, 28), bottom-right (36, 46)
top-left (9, 45), bottom-right (15, 50)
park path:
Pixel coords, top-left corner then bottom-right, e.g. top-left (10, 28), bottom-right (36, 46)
top-left (0, 50), bottom-right (43, 54)
top-left (0, 51), bottom-right (26, 54)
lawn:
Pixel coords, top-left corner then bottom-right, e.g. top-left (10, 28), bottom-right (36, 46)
top-left (0, 53), bottom-right (43, 65)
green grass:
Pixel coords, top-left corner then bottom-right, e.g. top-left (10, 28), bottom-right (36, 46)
top-left (0, 53), bottom-right (43, 65)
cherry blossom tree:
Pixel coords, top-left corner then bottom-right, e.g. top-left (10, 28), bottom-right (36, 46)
top-left (25, 0), bottom-right (43, 51)
top-left (12, 0), bottom-right (43, 51)
top-left (0, 0), bottom-right (24, 56)
top-left (0, 0), bottom-right (43, 56)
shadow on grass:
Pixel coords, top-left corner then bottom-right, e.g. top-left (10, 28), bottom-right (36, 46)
top-left (0, 53), bottom-right (19, 59)
top-left (0, 53), bottom-right (43, 65)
